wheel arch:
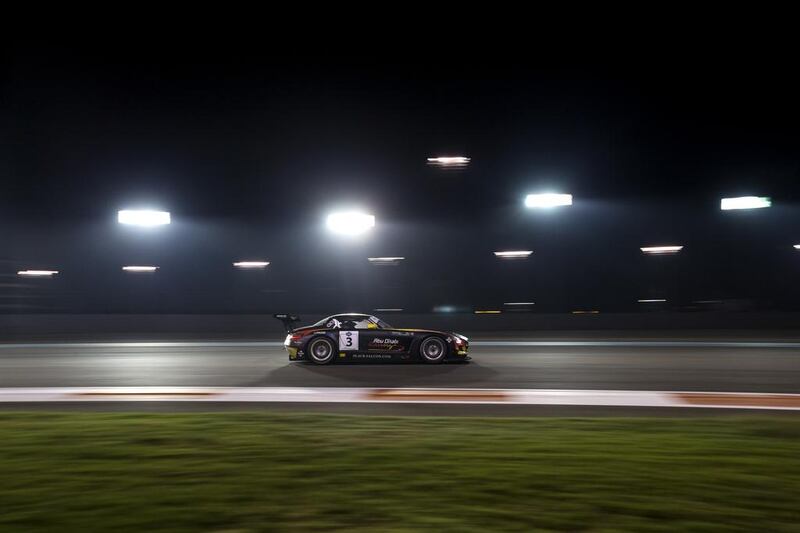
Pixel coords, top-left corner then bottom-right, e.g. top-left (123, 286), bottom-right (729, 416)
top-left (413, 333), bottom-right (451, 362)
top-left (304, 333), bottom-right (338, 364)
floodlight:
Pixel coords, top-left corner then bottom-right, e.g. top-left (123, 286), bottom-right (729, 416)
top-left (118, 210), bottom-right (171, 226)
top-left (720, 197), bottom-right (771, 210)
top-left (326, 211), bottom-right (375, 235)
top-left (524, 193), bottom-right (572, 208)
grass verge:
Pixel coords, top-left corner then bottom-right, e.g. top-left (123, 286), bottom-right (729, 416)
top-left (1, 413), bottom-right (799, 531)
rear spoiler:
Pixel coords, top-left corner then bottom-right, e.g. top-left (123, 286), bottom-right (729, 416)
top-left (274, 313), bottom-right (301, 333)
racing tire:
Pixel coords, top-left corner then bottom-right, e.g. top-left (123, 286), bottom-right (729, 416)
top-left (307, 336), bottom-right (336, 365)
top-left (419, 336), bottom-right (447, 364)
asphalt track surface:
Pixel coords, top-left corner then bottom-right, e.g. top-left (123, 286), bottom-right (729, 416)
top-left (1, 340), bottom-right (798, 393)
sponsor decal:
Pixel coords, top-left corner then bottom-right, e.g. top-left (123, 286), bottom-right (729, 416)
top-left (370, 338), bottom-right (400, 345)
top-left (351, 353), bottom-right (392, 359)
top-left (368, 337), bottom-right (404, 351)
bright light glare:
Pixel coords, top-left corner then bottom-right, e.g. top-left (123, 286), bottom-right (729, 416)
top-left (427, 156), bottom-right (470, 167)
top-left (374, 308), bottom-right (404, 312)
top-left (433, 305), bottom-right (456, 313)
top-left (118, 210), bottom-right (171, 226)
top-left (122, 266), bottom-right (158, 272)
top-left (17, 270), bottom-right (59, 277)
top-left (233, 261), bottom-right (270, 269)
top-left (638, 299), bottom-right (666, 303)
top-left (474, 310), bottom-right (502, 314)
top-left (504, 302), bottom-right (535, 306)
top-left (640, 245), bottom-right (683, 255)
top-left (368, 257), bottom-right (405, 265)
top-left (720, 196), bottom-right (771, 210)
top-left (326, 211), bottom-right (375, 235)
top-left (524, 193), bottom-right (572, 208)
top-left (494, 250), bottom-right (533, 259)
top-left (794, 245), bottom-right (800, 250)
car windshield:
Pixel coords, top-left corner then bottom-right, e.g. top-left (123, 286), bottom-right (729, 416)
top-left (312, 315), bottom-right (392, 329)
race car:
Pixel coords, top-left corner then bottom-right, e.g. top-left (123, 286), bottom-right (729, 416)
top-left (275, 313), bottom-right (469, 364)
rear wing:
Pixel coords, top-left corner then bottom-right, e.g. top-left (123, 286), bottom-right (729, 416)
top-left (274, 313), bottom-right (301, 333)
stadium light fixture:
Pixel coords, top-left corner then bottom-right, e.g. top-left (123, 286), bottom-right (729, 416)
top-left (326, 211), bottom-right (375, 235)
top-left (474, 310), bottom-right (502, 314)
top-left (640, 245), bottom-right (683, 255)
top-left (524, 193), bottom-right (572, 208)
top-left (494, 250), bottom-right (533, 259)
top-left (122, 265), bottom-right (158, 272)
top-left (638, 299), bottom-right (666, 303)
top-left (720, 196), bottom-right (771, 210)
top-left (368, 257), bottom-right (405, 265)
top-left (504, 302), bottom-right (535, 306)
top-left (374, 308), bottom-right (404, 312)
top-left (233, 261), bottom-right (270, 269)
top-left (427, 156), bottom-right (470, 168)
top-left (117, 210), bottom-right (171, 226)
top-left (17, 270), bottom-right (59, 277)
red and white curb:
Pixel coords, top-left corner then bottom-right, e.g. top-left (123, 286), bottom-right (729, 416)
top-left (0, 387), bottom-right (799, 410)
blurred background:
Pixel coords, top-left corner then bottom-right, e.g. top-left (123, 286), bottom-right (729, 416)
top-left (2, 38), bottom-right (799, 318)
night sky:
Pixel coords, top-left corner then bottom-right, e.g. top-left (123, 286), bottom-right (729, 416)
top-left (2, 34), bottom-right (799, 313)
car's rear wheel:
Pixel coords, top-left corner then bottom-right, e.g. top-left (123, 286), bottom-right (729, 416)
top-left (419, 336), bottom-right (447, 364)
top-left (308, 336), bottom-right (336, 365)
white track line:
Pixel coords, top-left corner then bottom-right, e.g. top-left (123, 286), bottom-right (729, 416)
top-left (0, 387), bottom-right (799, 410)
top-left (2, 340), bottom-right (800, 349)
top-left (0, 342), bottom-right (285, 349)
top-left (472, 341), bottom-right (800, 348)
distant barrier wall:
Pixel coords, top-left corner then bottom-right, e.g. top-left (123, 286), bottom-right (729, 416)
top-left (1, 313), bottom-right (799, 341)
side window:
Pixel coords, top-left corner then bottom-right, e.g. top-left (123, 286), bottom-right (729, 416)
top-left (353, 318), bottom-right (374, 329)
top-left (328, 316), bottom-right (378, 329)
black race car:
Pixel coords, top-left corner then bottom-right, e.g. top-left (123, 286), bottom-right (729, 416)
top-left (275, 313), bottom-right (469, 364)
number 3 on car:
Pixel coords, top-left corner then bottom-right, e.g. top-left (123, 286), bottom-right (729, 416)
top-left (339, 330), bottom-right (359, 351)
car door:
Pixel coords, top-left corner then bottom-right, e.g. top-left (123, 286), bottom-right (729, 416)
top-left (326, 316), bottom-right (358, 354)
top-left (344, 317), bottom-right (394, 354)
top-left (361, 327), bottom-right (414, 354)
top-left (334, 319), bottom-right (390, 358)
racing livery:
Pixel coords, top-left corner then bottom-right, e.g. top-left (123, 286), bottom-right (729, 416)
top-left (275, 313), bottom-right (469, 364)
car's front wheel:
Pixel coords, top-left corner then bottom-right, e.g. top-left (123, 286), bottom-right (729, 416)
top-left (307, 336), bottom-right (336, 365)
top-left (419, 336), bottom-right (447, 364)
